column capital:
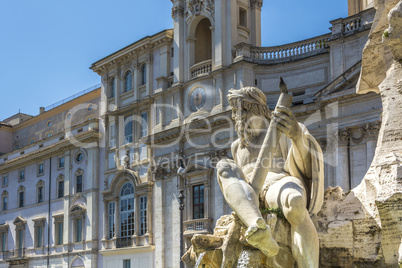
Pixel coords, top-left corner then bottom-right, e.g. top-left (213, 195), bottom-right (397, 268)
top-left (171, 4), bottom-right (185, 18)
top-left (250, 0), bottom-right (263, 10)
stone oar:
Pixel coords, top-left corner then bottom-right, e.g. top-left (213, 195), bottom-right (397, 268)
top-left (249, 77), bottom-right (293, 195)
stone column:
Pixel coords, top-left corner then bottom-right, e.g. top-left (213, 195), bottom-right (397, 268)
top-left (63, 151), bottom-right (71, 247)
top-left (146, 52), bottom-right (153, 96)
top-left (186, 37), bottom-right (196, 80)
top-left (171, 2), bottom-right (185, 84)
top-left (146, 185), bottom-right (153, 240)
top-left (335, 129), bottom-right (350, 191)
top-left (103, 201), bottom-right (108, 241)
top-left (133, 195), bottom-right (139, 246)
top-left (115, 70), bottom-right (121, 108)
top-left (250, 0), bottom-right (263, 46)
top-left (153, 177), bottom-right (165, 266)
top-left (365, 121), bottom-right (380, 169)
top-left (185, 182), bottom-right (191, 221)
top-left (204, 182), bottom-right (210, 221)
top-left (114, 198), bottom-right (119, 240)
top-left (133, 59), bottom-right (139, 100)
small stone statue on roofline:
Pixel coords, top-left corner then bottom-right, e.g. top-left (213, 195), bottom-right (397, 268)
top-left (183, 78), bottom-right (324, 268)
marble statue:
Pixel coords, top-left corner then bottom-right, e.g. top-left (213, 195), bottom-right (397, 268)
top-left (216, 82), bottom-right (324, 267)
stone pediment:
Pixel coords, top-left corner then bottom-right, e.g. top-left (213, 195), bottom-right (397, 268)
top-left (315, 61), bottom-right (362, 100)
top-left (70, 204), bottom-right (86, 214)
top-left (13, 216), bottom-right (26, 226)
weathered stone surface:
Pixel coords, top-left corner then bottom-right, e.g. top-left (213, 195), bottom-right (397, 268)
top-left (315, 187), bottom-right (383, 266)
top-left (355, 0), bottom-right (402, 266)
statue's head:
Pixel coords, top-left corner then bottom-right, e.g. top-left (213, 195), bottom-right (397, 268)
top-left (228, 87), bottom-right (271, 148)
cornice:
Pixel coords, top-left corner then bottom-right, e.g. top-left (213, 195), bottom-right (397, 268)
top-left (91, 30), bottom-right (174, 73)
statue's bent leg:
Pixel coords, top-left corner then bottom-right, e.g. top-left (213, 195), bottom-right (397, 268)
top-left (216, 159), bottom-right (279, 257)
top-left (266, 176), bottom-right (319, 268)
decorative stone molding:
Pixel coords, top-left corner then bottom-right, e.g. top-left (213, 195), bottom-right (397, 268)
top-left (123, 150), bottom-right (130, 169)
top-left (250, 0), bottom-right (263, 10)
top-left (32, 216), bottom-right (46, 227)
top-left (151, 162), bottom-right (179, 179)
top-left (317, 138), bottom-right (328, 154)
top-left (364, 120), bottom-right (381, 139)
top-left (52, 213), bottom-right (64, 223)
top-left (13, 216), bottom-right (27, 230)
top-left (172, 5), bottom-right (185, 18)
top-left (185, 0), bottom-right (214, 20)
top-left (0, 223), bottom-right (9, 232)
top-left (104, 178), bottom-right (109, 190)
top-left (70, 204), bottom-right (86, 219)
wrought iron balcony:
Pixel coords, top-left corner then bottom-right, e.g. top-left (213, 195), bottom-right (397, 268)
top-left (184, 218), bottom-right (212, 236)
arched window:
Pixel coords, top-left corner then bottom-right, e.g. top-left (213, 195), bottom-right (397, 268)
top-left (124, 71), bottom-right (132, 92)
top-left (141, 64), bottom-right (146, 85)
top-left (110, 77), bottom-right (116, 98)
top-left (120, 183), bottom-right (134, 238)
top-left (194, 18), bottom-right (212, 64)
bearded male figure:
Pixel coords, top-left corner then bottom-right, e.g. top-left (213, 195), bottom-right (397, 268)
top-left (217, 86), bottom-right (324, 267)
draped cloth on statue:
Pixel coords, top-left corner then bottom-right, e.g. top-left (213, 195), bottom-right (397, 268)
top-left (260, 123), bottom-right (324, 215)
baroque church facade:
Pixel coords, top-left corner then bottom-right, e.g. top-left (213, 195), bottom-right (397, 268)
top-left (0, 0), bottom-right (381, 267)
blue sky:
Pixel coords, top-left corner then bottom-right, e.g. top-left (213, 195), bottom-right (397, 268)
top-left (0, 0), bottom-right (347, 120)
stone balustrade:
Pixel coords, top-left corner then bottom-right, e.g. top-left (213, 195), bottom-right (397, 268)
top-left (116, 237), bottom-right (133, 248)
top-left (190, 59), bottom-right (212, 79)
top-left (330, 7), bottom-right (375, 36)
top-left (234, 34), bottom-right (331, 63)
top-left (343, 16), bottom-right (361, 33)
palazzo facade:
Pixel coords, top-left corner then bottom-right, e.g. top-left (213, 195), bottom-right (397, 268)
top-left (0, 0), bottom-right (381, 267)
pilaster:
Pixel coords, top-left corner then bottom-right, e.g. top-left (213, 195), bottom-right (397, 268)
top-left (172, 1), bottom-right (185, 84)
top-left (335, 129), bottom-right (350, 191)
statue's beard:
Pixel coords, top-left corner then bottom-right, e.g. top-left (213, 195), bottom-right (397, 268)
top-left (235, 119), bottom-right (258, 149)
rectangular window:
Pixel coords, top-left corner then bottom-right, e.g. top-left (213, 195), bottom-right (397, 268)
top-left (108, 202), bottom-right (115, 239)
top-left (38, 186), bottom-right (43, 203)
top-left (19, 192), bottom-right (24, 208)
top-left (123, 260), bottom-right (131, 268)
top-left (239, 8), bottom-right (247, 27)
top-left (17, 229), bottom-right (23, 256)
top-left (36, 226), bottom-right (42, 248)
top-left (1, 232), bottom-right (6, 252)
top-left (76, 175), bottom-right (83, 193)
top-left (109, 123), bottom-right (116, 148)
top-left (19, 170), bottom-right (24, 181)
top-left (58, 157), bottom-right (65, 169)
top-left (38, 163), bottom-right (44, 175)
top-left (2, 196), bottom-right (7, 211)
top-left (29, 138), bottom-right (35, 144)
top-left (2, 175), bottom-right (7, 187)
top-left (124, 116), bottom-right (133, 144)
top-left (140, 196), bottom-right (147, 235)
top-left (57, 222), bottom-right (63, 245)
top-left (140, 112), bottom-right (148, 137)
top-left (58, 181), bottom-right (64, 198)
top-left (75, 218), bottom-right (82, 242)
top-left (193, 185), bottom-right (204, 219)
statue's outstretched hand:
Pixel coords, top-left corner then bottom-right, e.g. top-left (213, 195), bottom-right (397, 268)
top-left (272, 105), bottom-right (301, 140)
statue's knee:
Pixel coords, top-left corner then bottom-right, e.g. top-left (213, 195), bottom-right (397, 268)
top-left (285, 194), bottom-right (307, 225)
top-left (216, 159), bottom-right (241, 180)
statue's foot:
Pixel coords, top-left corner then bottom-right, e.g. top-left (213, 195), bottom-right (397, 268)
top-left (245, 217), bottom-right (279, 257)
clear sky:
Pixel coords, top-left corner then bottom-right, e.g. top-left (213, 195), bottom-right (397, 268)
top-left (0, 0), bottom-right (347, 121)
